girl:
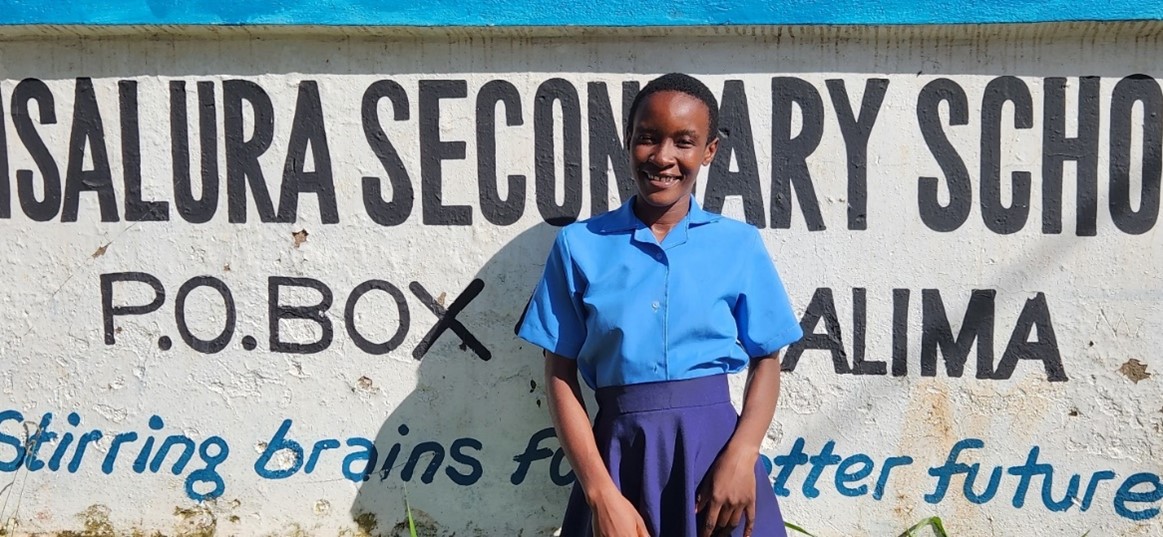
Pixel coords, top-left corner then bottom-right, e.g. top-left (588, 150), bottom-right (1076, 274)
top-left (518, 73), bottom-right (802, 537)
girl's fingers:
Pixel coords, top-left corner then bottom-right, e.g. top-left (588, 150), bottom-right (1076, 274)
top-left (727, 504), bottom-right (744, 529)
top-left (717, 505), bottom-right (738, 531)
top-left (699, 503), bottom-right (721, 537)
top-left (743, 500), bottom-right (756, 537)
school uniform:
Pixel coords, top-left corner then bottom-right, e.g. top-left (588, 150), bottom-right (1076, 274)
top-left (518, 195), bottom-right (803, 537)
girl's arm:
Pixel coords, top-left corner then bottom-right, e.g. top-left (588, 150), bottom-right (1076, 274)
top-left (544, 352), bottom-right (648, 537)
top-left (729, 351), bottom-right (783, 463)
top-left (696, 352), bottom-right (782, 537)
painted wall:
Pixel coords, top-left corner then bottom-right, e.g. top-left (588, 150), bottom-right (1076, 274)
top-left (0, 25), bottom-right (1160, 536)
top-left (0, 0), bottom-right (1160, 26)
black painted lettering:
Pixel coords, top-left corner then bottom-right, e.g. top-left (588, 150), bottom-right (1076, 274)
top-left (361, 80), bottom-right (414, 227)
top-left (705, 80), bottom-right (765, 227)
top-left (175, 277), bottom-right (236, 354)
top-left (446, 438), bottom-right (484, 486)
top-left (101, 272), bottom-right (165, 345)
top-left (827, 78), bottom-right (888, 230)
top-left (587, 81), bottom-right (636, 216)
top-left (980, 76), bottom-right (1033, 235)
top-left (1109, 74), bottom-right (1162, 235)
top-left (419, 80), bottom-right (471, 225)
top-left (402, 441), bottom-right (444, 484)
top-left (121, 81), bottom-right (168, 222)
top-left (344, 280), bottom-right (410, 355)
top-left (268, 276), bottom-right (334, 354)
top-left (510, 427), bottom-right (555, 485)
top-left (278, 81), bottom-right (338, 224)
top-left (891, 288), bottom-right (910, 377)
top-left (782, 288), bottom-right (851, 374)
top-left (12, 78), bottom-right (61, 222)
top-left (995, 293), bottom-right (1066, 381)
top-left (409, 279), bottom-right (490, 361)
top-left (0, 80), bottom-right (9, 219)
top-left (476, 79), bottom-right (525, 226)
top-left (375, 440), bottom-right (401, 480)
top-left (534, 78), bottom-right (583, 226)
top-left (171, 81), bottom-right (220, 224)
top-left (771, 77), bottom-right (825, 231)
top-left (921, 289), bottom-right (996, 379)
top-left (621, 81), bottom-right (640, 137)
top-left (850, 288), bottom-right (885, 375)
top-left (550, 448), bottom-right (575, 486)
top-left (62, 78), bottom-right (118, 223)
top-left (917, 79), bottom-right (972, 232)
top-left (1042, 77), bottom-right (1100, 235)
top-left (224, 79), bottom-right (277, 223)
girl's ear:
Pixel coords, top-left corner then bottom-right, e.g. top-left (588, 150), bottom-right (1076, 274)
top-left (702, 137), bottom-right (720, 166)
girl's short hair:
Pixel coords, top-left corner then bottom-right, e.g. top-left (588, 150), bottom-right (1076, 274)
top-left (624, 73), bottom-right (720, 146)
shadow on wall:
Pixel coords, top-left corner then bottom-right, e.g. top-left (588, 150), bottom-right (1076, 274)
top-left (348, 221), bottom-right (572, 536)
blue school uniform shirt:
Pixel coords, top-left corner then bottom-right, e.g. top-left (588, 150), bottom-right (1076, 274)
top-left (518, 195), bottom-right (803, 390)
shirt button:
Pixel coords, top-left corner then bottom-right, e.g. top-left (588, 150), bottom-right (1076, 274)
top-left (654, 252), bottom-right (664, 261)
top-left (651, 301), bottom-right (660, 311)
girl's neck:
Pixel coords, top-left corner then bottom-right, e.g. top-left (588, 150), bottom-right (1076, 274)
top-left (633, 195), bottom-right (691, 243)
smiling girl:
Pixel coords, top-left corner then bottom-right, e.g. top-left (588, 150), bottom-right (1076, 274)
top-left (518, 73), bottom-right (802, 537)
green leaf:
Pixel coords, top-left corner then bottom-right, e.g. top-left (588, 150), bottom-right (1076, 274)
top-left (784, 522), bottom-right (819, 536)
top-left (898, 516), bottom-right (949, 537)
top-left (404, 483), bottom-right (418, 537)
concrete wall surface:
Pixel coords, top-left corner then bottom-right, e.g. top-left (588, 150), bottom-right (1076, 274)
top-left (0, 23), bottom-right (1160, 536)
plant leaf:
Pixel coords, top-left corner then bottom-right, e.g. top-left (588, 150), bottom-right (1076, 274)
top-left (404, 483), bottom-right (418, 537)
top-left (784, 522), bottom-right (819, 536)
top-left (898, 516), bottom-right (949, 537)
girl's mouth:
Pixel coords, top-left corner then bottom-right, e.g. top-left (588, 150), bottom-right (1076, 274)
top-left (643, 172), bottom-right (682, 188)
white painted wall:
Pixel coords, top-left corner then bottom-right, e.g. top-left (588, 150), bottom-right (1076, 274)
top-left (0, 26), bottom-right (1159, 536)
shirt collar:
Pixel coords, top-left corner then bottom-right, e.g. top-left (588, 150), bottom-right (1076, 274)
top-left (596, 194), bottom-right (722, 233)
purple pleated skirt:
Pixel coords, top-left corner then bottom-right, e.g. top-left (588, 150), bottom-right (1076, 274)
top-left (559, 374), bottom-right (787, 537)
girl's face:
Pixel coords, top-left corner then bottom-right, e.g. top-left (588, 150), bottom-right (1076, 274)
top-left (629, 91), bottom-right (719, 210)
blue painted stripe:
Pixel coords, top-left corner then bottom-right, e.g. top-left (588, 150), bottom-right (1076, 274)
top-left (0, 0), bottom-right (1158, 26)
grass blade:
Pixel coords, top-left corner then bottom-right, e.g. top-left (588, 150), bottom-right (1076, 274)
top-left (898, 516), bottom-right (949, 537)
top-left (784, 522), bottom-right (819, 536)
top-left (404, 484), bottom-right (418, 537)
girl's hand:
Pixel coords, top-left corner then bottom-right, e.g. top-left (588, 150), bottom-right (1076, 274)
top-left (589, 486), bottom-right (650, 537)
top-left (696, 445), bottom-right (758, 537)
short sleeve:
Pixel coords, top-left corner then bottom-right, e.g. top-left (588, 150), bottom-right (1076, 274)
top-left (516, 230), bottom-right (587, 359)
top-left (734, 229), bottom-right (803, 357)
